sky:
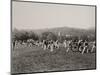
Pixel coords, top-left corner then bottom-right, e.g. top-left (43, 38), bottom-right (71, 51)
top-left (12, 1), bottom-right (96, 30)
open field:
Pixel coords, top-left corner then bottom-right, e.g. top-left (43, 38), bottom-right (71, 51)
top-left (11, 45), bottom-right (96, 74)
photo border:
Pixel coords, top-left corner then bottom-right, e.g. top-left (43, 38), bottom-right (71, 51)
top-left (11, 0), bottom-right (97, 74)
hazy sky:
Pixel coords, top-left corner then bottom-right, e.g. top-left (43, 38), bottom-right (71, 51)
top-left (12, 1), bottom-right (95, 30)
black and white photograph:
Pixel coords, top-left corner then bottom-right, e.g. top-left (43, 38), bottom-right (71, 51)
top-left (11, 0), bottom-right (96, 74)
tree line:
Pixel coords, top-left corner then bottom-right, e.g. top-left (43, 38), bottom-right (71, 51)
top-left (12, 29), bottom-right (95, 42)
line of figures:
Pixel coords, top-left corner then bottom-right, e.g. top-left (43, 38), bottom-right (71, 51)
top-left (12, 39), bottom-right (96, 54)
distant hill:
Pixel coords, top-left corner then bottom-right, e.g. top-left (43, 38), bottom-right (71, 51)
top-left (33, 27), bottom-right (95, 36)
top-left (13, 26), bottom-right (95, 37)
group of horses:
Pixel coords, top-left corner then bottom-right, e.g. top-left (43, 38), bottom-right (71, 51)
top-left (12, 38), bottom-right (96, 54)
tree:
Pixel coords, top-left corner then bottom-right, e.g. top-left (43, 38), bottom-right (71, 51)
top-left (28, 31), bottom-right (39, 41)
top-left (79, 35), bottom-right (88, 41)
top-left (40, 32), bottom-right (57, 41)
top-left (47, 33), bottom-right (57, 41)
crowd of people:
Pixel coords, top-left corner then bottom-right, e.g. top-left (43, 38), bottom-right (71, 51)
top-left (12, 38), bottom-right (96, 54)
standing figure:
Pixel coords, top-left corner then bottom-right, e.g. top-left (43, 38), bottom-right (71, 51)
top-left (12, 40), bottom-right (16, 50)
top-left (91, 41), bottom-right (96, 53)
top-left (54, 40), bottom-right (59, 49)
top-left (63, 40), bottom-right (67, 48)
top-left (66, 40), bottom-right (72, 52)
top-left (50, 41), bottom-right (54, 52)
top-left (81, 40), bottom-right (88, 54)
top-left (78, 40), bottom-right (84, 52)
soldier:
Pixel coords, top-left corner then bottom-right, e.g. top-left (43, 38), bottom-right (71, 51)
top-left (81, 40), bottom-right (88, 54)
top-left (91, 41), bottom-right (96, 53)
top-left (66, 40), bottom-right (72, 52)
top-left (50, 41), bottom-right (54, 52)
top-left (63, 40), bottom-right (67, 48)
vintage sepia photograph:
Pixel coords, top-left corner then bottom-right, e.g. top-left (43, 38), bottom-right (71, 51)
top-left (11, 0), bottom-right (96, 74)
